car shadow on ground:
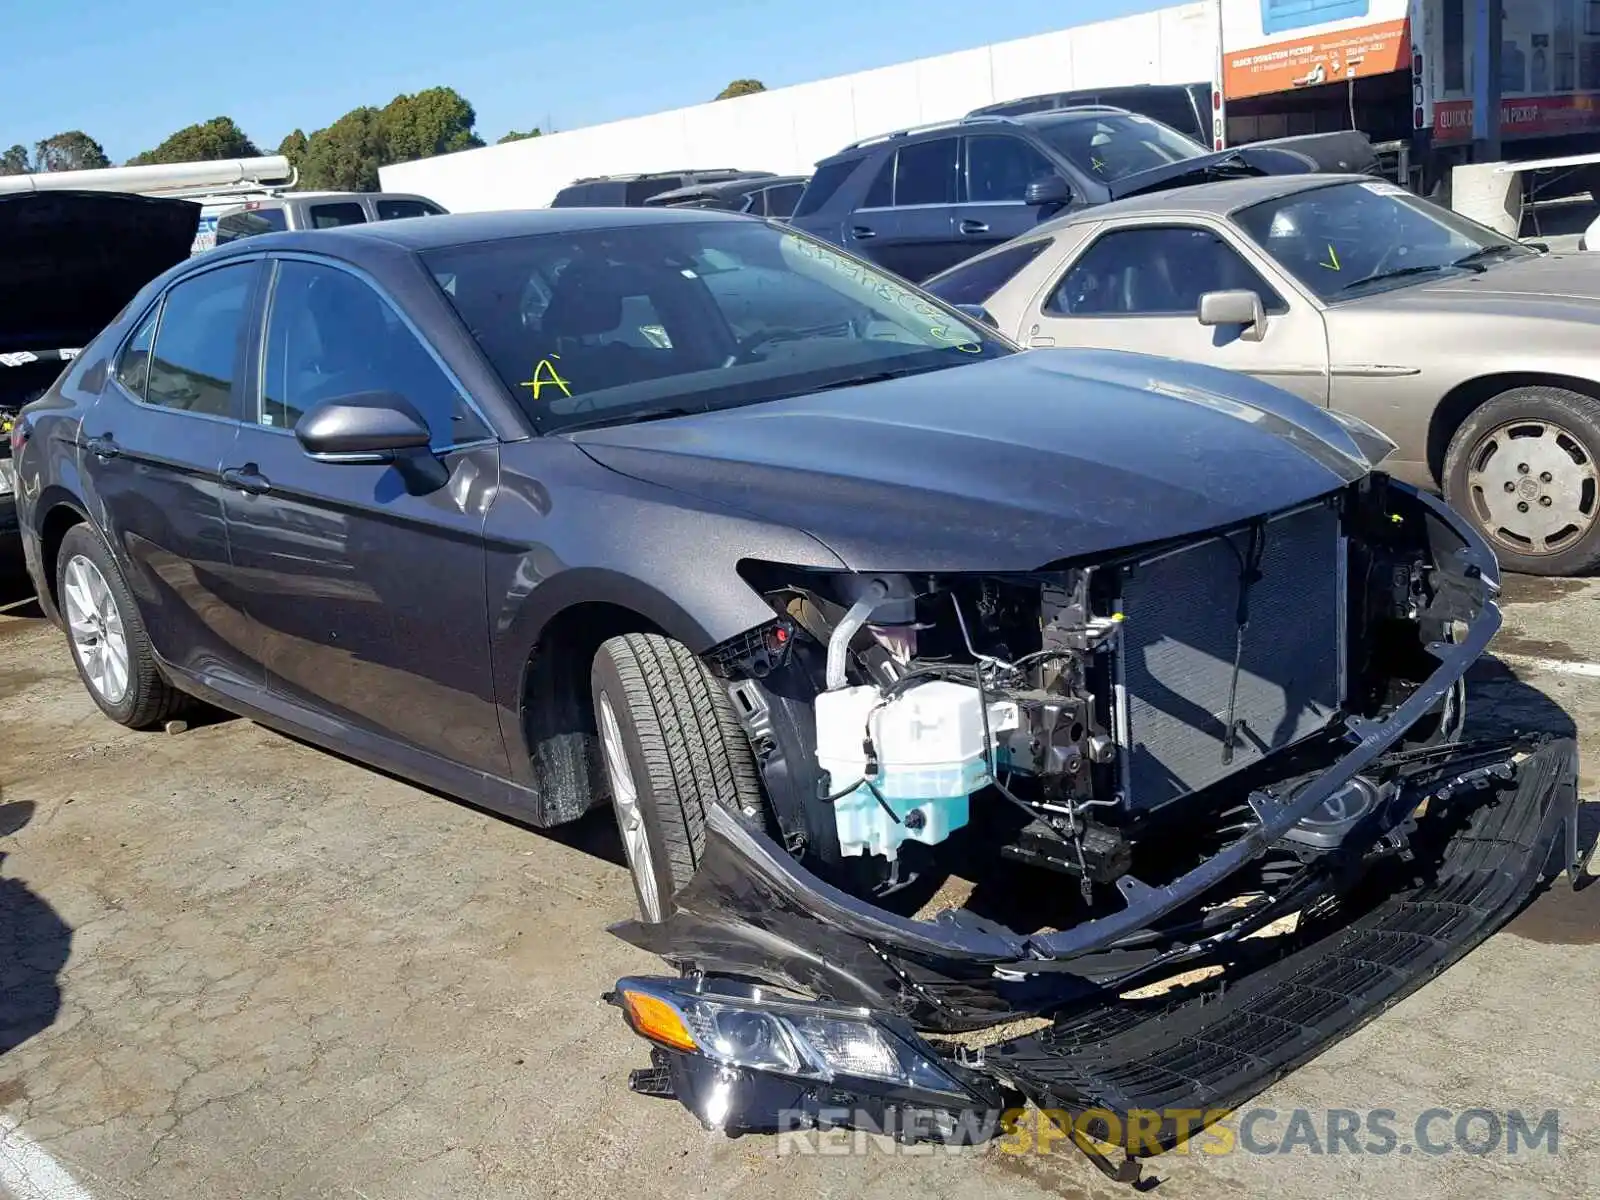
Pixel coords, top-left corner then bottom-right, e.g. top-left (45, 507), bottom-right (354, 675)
top-left (0, 801), bottom-right (71, 1060)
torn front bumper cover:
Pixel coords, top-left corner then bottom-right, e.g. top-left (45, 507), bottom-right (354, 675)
top-left (605, 488), bottom-right (1587, 1161)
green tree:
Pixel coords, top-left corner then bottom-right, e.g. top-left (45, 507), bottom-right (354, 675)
top-left (497, 127), bottom-right (542, 144)
top-left (33, 131), bottom-right (110, 172)
top-left (127, 116), bottom-right (260, 165)
top-left (299, 107), bottom-right (387, 191)
top-left (379, 86), bottom-right (483, 164)
top-left (715, 79), bottom-right (766, 100)
top-left (276, 129), bottom-right (309, 172)
top-left (0, 144), bottom-right (29, 174)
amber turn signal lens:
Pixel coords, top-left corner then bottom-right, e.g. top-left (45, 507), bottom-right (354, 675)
top-left (621, 990), bottom-right (699, 1052)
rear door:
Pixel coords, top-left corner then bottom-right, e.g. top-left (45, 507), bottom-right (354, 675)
top-left (218, 255), bottom-right (507, 774)
top-left (1026, 220), bottom-right (1331, 405)
top-left (847, 139), bottom-right (962, 281)
top-left (954, 133), bottom-right (1061, 258)
top-left (76, 258), bottom-right (262, 688)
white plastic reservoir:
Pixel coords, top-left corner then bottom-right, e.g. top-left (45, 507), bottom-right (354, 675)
top-left (814, 681), bottom-right (1018, 860)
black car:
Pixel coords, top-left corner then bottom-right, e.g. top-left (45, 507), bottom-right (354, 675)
top-left (12, 208), bottom-right (1581, 1180)
top-left (550, 169), bottom-right (775, 208)
top-left (970, 82), bottom-right (1213, 144)
top-left (641, 173), bottom-right (810, 217)
top-left (1, 189), bottom-right (199, 561)
top-left (788, 107), bottom-right (1380, 281)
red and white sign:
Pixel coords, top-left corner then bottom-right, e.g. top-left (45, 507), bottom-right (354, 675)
top-left (1432, 92), bottom-right (1600, 141)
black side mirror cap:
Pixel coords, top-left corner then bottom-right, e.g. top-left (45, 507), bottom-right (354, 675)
top-left (1024, 175), bottom-right (1073, 207)
top-left (295, 391), bottom-right (434, 463)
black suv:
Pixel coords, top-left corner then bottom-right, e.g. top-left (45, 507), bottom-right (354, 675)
top-left (641, 174), bottom-right (810, 218)
top-left (970, 83), bottom-right (1213, 145)
top-left (550, 170), bottom-right (774, 208)
top-left (788, 108), bottom-right (1376, 282)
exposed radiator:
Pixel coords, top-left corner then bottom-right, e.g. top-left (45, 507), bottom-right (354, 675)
top-left (1114, 501), bottom-right (1344, 813)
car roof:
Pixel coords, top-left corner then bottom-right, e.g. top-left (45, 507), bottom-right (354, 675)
top-left (217, 205), bottom-right (758, 256)
top-left (818, 106), bottom-right (1145, 164)
top-left (646, 174), bottom-right (810, 204)
top-left (1036, 173), bottom-right (1365, 230)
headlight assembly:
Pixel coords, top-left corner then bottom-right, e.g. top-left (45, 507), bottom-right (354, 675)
top-left (613, 977), bottom-right (969, 1097)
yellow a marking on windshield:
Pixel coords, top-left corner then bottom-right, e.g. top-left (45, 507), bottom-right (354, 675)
top-left (1319, 243), bottom-right (1341, 271)
top-left (519, 355), bottom-right (572, 401)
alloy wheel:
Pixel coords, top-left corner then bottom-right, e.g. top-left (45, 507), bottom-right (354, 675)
top-left (597, 690), bottom-right (662, 922)
top-left (61, 554), bottom-right (131, 705)
top-left (1464, 418), bottom-right (1598, 557)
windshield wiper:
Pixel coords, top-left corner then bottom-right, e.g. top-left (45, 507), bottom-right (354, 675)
top-left (791, 364), bottom-right (953, 397)
top-left (558, 405), bottom-right (701, 433)
top-left (1337, 262), bottom-right (1457, 292)
top-left (1450, 244), bottom-right (1521, 270)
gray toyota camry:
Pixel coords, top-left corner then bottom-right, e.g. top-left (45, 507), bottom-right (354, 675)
top-left (10, 207), bottom-right (1583, 1181)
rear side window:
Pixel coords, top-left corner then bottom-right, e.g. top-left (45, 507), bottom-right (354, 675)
top-left (924, 238), bottom-right (1055, 306)
top-left (626, 178), bottom-right (684, 206)
top-left (791, 159), bottom-right (859, 218)
top-left (115, 303), bottom-right (161, 399)
top-left (215, 208), bottom-right (287, 243)
top-left (894, 138), bottom-right (959, 205)
top-left (308, 202), bottom-right (367, 229)
top-left (375, 199), bottom-right (438, 220)
top-left (761, 182), bottom-right (806, 217)
top-left (144, 263), bottom-right (254, 417)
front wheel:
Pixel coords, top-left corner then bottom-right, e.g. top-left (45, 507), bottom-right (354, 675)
top-left (1443, 386), bottom-right (1600, 576)
top-left (590, 633), bottom-right (763, 922)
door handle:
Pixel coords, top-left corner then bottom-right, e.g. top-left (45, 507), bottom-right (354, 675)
top-left (84, 432), bottom-right (120, 460)
top-left (959, 219), bottom-right (990, 235)
top-left (850, 225), bottom-right (877, 239)
top-left (221, 464), bottom-right (271, 495)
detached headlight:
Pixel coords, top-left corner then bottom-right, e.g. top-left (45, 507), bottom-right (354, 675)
top-left (613, 977), bottom-right (968, 1096)
top-left (1324, 407), bottom-right (1398, 466)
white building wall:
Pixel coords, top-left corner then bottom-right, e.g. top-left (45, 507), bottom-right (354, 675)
top-left (381, 3), bottom-right (1216, 211)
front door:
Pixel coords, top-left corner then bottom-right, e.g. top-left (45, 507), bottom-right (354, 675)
top-left (76, 259), bottom-right (261, 689)
top-left (219, 256), bottom-right (508, 775)
top-left (1025, 222), bottom-right (1332, 407)
top-left (953, 133), bottom-right (1061, 258)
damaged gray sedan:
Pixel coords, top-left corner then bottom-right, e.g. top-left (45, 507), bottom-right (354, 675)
top-left (10, 208), bottom-right (1582, 1184)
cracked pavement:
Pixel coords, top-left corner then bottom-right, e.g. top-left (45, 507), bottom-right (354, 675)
top-left (1, 570), bottom-right (1597, 1200)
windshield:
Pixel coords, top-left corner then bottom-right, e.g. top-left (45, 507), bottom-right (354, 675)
top-left (1029, 112), bottom-right (1207, 182)
top-left (1234, 180), bottom-right (1537, 301)
top-left (423, 219), bottom-right (1010, 433)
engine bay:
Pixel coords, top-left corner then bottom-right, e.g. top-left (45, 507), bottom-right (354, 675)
top-left (711, 474), bottom-right (1472, 928)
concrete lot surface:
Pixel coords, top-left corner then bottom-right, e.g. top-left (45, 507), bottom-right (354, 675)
top-left (1, 569), bottom-right (1597, 1200)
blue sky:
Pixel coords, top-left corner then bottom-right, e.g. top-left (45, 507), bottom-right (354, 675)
top-left (0, 0), bottom-right (1169, 163)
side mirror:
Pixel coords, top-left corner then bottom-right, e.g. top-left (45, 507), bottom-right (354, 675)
top-left (295, 391), bottom-right (451, 493)
top-left (1197, 289), bottom-right (1268, 342)
top-left (953, 303), bottom-right (999, 329)
top-left (295, 391), bottom-right (433, 463)
top-left (1024, 175), bottom-right (1073, 209)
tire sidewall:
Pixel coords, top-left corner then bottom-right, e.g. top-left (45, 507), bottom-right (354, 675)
top-left (55, 525), bottom-right (146, 725)
top-left (1443, 387), bottom-right (1600, 576)
top-left (589, 649), bottom-right (681, 921)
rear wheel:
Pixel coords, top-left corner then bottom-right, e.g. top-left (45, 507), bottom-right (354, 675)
top-left (55, 523), bottom-right (187, 728)
top-left (590, 633), bottom-right (763, 921)
top-left (1443, 386), bottom-right (1600, 576)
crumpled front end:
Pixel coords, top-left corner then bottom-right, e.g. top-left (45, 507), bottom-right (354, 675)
top-left (604, 476), bottom-right (1587, 1180)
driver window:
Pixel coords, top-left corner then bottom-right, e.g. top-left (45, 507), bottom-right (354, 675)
top-left (1045, 226), bottom-right (1287, 317)
top-left (259, 259), bottom-right (489, 449)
